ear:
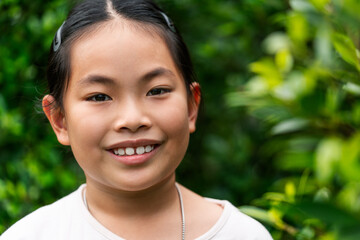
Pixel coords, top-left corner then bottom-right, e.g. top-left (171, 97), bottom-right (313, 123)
top-left (188, 82), bottom-right (201, 133)
top-left (42, 95), bottom-right (70, 145)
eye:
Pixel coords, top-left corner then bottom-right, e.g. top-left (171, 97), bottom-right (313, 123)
top-left (87, 94), bottom-right (112, 102)
top-left (147, 88), bottom-right (171, 96)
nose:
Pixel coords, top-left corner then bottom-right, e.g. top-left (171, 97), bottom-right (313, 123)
top-left (113, 98), bottom-right (152, 133)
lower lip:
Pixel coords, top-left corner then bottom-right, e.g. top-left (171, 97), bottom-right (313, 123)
top-left (109, 145), bottom-right (159, 166)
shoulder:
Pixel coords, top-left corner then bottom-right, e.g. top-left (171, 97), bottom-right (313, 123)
top-left (0, 185), bottom-right (83, 240)
top-left (202, 198), bottom-right (273, 240)
top-left (179, 185), bottom-right (272, 240)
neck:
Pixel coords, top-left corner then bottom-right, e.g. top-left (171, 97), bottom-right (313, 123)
top-left (84, 174), bottom-right (178, 218)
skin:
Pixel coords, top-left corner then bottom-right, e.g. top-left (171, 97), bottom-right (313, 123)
top-left (43, 18), bottom-right (222, 239)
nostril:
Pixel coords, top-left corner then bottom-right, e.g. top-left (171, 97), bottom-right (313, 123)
top-left (113, 108), bottom-right (152, 132)
top-left (119, 124), bottom-right (149, 132)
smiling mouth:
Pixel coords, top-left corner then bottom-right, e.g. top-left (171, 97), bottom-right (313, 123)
top-left (113, 145), bottom-right (156, 156)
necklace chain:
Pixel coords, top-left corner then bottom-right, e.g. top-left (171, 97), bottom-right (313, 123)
top-left (175, 183), bottom-right (185, 240)
top-left (82, 184), bottom-right (185, 240)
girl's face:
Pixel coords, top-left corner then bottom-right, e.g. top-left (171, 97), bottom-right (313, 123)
top-left (44, 20), bottom-right (199, 192)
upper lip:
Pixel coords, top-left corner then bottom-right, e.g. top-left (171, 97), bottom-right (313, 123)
top-left (106, 139), bottom-right (162, 150)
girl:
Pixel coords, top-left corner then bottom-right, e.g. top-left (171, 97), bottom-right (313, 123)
top-left (1, 0), bottom-right (272, 239)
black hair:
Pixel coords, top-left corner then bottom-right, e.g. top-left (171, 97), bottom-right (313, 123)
top-left (46, 0), bottom-right (199, 109)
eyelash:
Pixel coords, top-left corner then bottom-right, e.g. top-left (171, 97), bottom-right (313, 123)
top-left (147, 88), bottom-right (171, 96)
top-left (86, 88), bottom-right (170, 102)
top-left (86, 94), bottom-right (112, 102)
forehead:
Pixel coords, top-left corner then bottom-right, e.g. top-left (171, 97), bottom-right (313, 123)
top-left (68, 19), bottom-right (181, 86)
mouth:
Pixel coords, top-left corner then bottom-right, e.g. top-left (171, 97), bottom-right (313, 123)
top-left (112, 145), bottom-right (157, 156)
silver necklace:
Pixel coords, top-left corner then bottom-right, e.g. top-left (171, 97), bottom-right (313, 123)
top-left (175, 183), bottom-right (186, 240)
top-left (82, 184), bottom-right (185, 240)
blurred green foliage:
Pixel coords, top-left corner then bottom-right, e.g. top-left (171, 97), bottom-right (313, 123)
top-left (1, 0), bottom-right (360, 239)
top-left (0, 0), bottom-right (82, 232)
top-left (227, 0), bottom-right (360, 239)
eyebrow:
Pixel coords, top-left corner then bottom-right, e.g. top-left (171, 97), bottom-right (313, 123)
top-left (141, 67), bottom-right (176, 82)
top-left (77, 75), bottom-right (116, 87)
top-left (77, 67), bottom-right (176, 87)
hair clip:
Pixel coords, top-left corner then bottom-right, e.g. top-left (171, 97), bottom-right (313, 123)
top-left (159, 12), bottom-right (176, 33)
top-left (53, 21), bottom-right (66, 52)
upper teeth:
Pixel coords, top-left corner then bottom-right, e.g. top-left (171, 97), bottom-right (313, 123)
top-left (114, 145), bottom-right (154, 156)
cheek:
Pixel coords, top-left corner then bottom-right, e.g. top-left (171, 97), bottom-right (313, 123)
top-left (65, 106), bottom-right (108, 149)
top-left (65, 109), bottom-right (109, 172)
top-left (154, 98), bottom-right (190, 141)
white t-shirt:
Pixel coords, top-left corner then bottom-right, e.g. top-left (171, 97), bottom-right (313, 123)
top-left (0, 185), bottom-right (272, 240)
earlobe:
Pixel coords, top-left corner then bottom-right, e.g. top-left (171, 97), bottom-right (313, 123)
top-left (188, 82), bottom-right (201, 133)
top-left (42, 95), bottom-right (70, 145)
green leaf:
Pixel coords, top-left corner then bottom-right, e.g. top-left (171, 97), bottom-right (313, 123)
top-left (343, 82), bottom-right (360, 96)
top-left (315, 138), bottom-right (342, 185)
top-left (315, 21), bottom-right (332, 66)
top-left (309, 0), bottom-right (330, 12)
top-left (332, 33), bottom-right (360, 71)
top-left (286, 11), bottom-right (309, 44)
top-left (263, 32), bottom-right (291, 55)
top-left (337, 182), bottom-right (360, 213)
top-left (275, 48), bottom-right (294, 73)
top-left (249, 58), bottom-right (282, 88)
top-left (271, 118), bottom-right (309, 135)
top-left (290, 0), bottom-right (317, 12)
top-left (339, 133), bottom-right (360, 182)
top-left (239, 206), bottom-right (274, 225)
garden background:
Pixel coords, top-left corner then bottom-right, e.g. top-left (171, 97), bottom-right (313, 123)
top-left (1, 0), bottom-right (360, 239)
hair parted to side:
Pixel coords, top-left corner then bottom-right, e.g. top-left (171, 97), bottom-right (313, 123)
top-left (46, 0), bottom-right (199, 110)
